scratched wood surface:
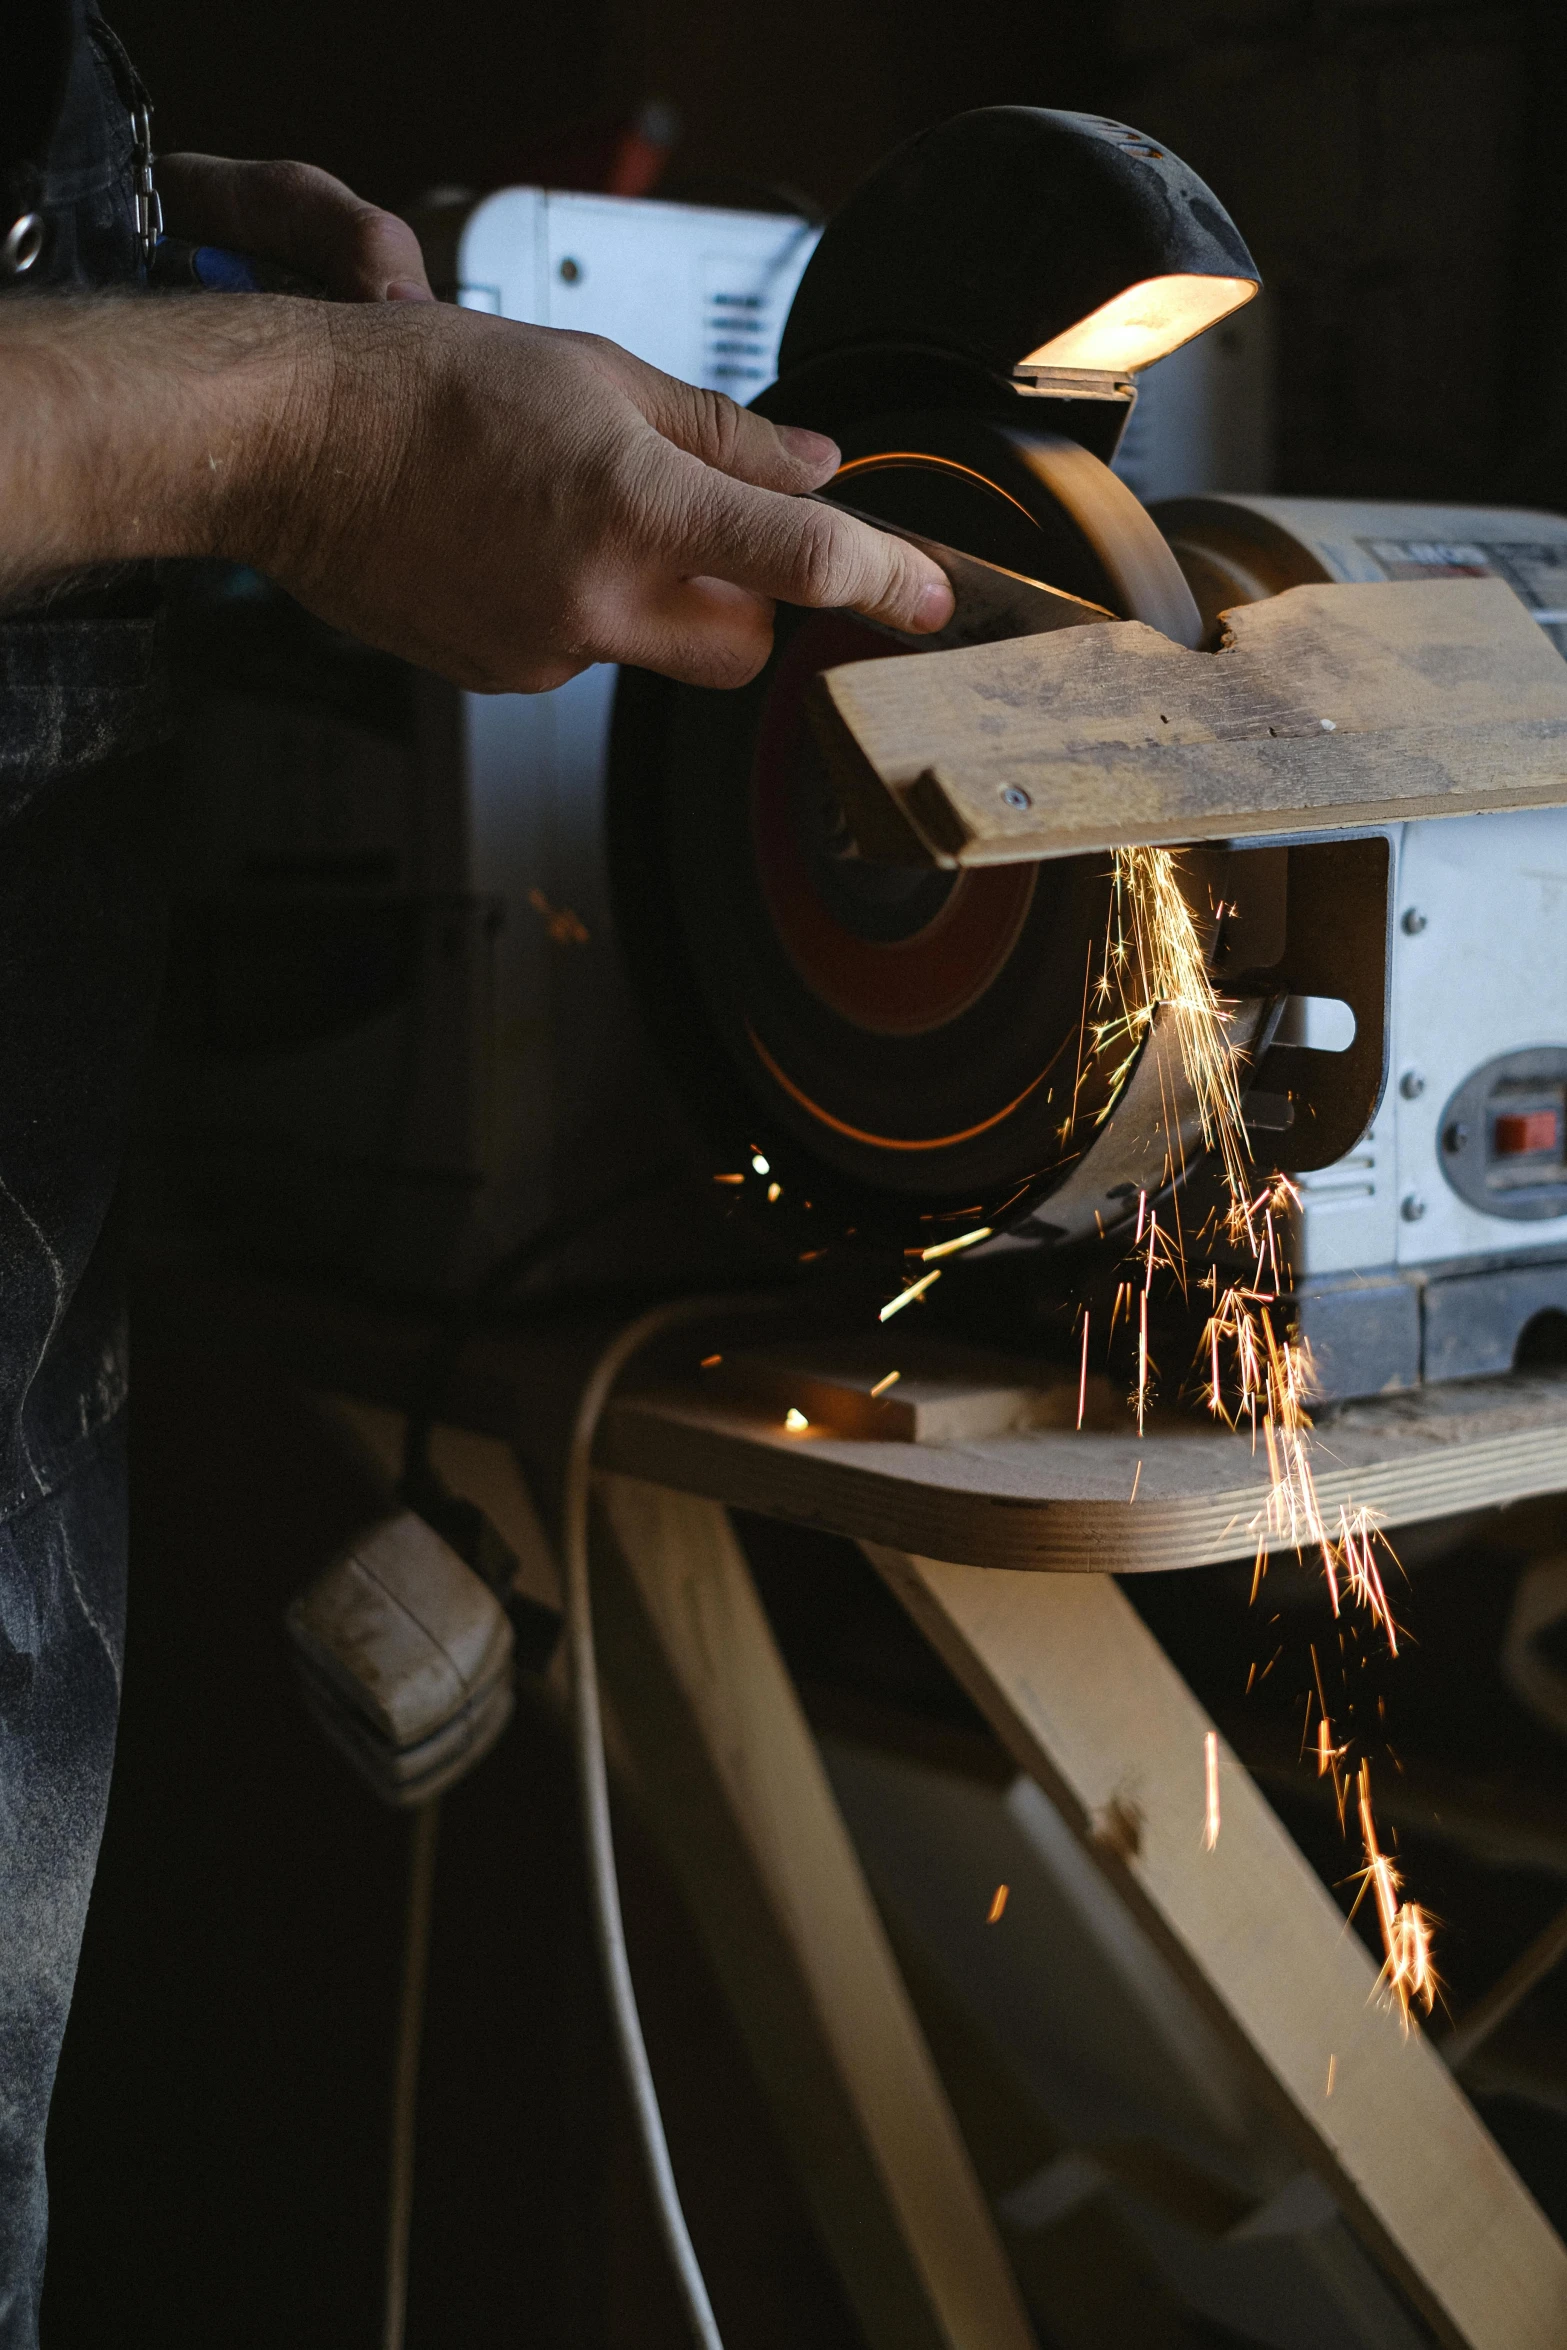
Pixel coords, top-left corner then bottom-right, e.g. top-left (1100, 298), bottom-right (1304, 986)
top-left (598, 1364), bottom-right (1567, 1573)
top-left (812, 577), bottom-right (1567, 866)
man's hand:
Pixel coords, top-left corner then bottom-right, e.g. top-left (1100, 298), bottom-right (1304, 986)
top-left (157, 154), bottom-right (436, 304)
top-left (1, 291), bottom-right (953, 689)
top-left (2, 140), bottom-right (955, 685)
top-left (253, 308), bottom-right (953, 690)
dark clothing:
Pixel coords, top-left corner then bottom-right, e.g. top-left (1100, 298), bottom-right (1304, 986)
top-left (1, 7), bottom-right (171, 2339)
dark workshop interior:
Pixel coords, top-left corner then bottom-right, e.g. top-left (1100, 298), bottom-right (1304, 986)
top-left (30, 5), bottom-right (1567, 2348)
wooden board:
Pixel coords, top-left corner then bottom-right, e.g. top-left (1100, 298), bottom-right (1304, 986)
top-left (865, 1545), bottom-right (1567, 2350)
top-left (597, 1365), bottom-right (1567, 1573)
top-left (812, 578), bottom-right (1567, 865)
top-left (592, 1476), bottom-right (1041, 2350)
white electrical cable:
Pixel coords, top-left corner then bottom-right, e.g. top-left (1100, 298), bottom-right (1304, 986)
top-left (563, 1295), bottom-right (779, 2350)
top-left (384, 1795), bottom-right (441, 2350)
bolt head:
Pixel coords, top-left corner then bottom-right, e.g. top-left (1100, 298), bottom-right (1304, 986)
top-left (1444, 1120), bottom-right (1470, 1155)
top-left (1399, 1069), bottom-right (1426, 1100)
top-left (1000, 785), bottom-right (1032, 811)
top-left (1401, 1192), bottom-right (1427, 1221)
top-left (1401, 907), bottom-right (1428, 935)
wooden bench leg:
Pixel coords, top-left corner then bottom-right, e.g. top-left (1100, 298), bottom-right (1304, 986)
top-left (863, 1543), bottom-right (1567, 2350)
top-left (591, 1474), bottom-right (1040, 2350)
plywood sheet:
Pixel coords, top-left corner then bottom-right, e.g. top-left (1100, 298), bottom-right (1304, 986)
top-left (598, 1366), bottom-right (1567, 1573)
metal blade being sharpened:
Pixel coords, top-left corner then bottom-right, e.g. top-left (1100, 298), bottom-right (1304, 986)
top-left (813, 494), bottom-right (1116, 650)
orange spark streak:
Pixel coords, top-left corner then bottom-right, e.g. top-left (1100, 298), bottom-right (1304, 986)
top-left (986, 1884), bottom-right (1009, 1925)
top-left (1203, 1730), bottom-right (1221, 1850)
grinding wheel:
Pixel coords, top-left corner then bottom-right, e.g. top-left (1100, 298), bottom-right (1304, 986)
top-left (608, 416), bottom-right (1236, 1252)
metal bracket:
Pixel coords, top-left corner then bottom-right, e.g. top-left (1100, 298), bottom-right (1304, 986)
top-left (1220, 834), bottom-right (1393, 1173)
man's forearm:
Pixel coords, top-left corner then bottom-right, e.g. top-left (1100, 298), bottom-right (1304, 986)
top-left (0, 282), bottom-right (947, 688)
top-left (0, 293), bottom-right (335, 604)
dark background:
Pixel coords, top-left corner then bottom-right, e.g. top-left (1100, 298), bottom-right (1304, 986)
top-left (101, 0), bottom-right (1567, 510)
top-left (38, 4), bottom-right (1567, 2345)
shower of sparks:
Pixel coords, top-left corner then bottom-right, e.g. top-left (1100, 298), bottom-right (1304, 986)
top-left (987, 1884), bottom-right (1010, 1925)
top-left (920, 1225), bottom-right (994, 1261)
top-left (1203, 1730), bottom-right (1222, 1850)
top-left (879, 1267), bottom-right (942, 1321)
top-left (1089, 849), bottom-right (1252, 1210)
top-left (1087, 846), bottom-right (1428, 1993)
top-left (870, 1370), bottom-right (901, 1396)
top-left (1098, 850), bottom-right (1404, 1661)
top-left (1350, 1762), bottom-right (1439, 2025)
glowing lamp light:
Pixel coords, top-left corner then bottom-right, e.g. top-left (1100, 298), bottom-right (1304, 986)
top-left (1022, 273), bottom-right (1257, 375)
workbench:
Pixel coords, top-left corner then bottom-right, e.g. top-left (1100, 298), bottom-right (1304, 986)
top-left (154, 1268), bottom-right (1567, 2350)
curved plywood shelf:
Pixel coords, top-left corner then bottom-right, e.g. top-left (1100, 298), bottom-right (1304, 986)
top-left (600, 1367), bottom-right (1567, 1573)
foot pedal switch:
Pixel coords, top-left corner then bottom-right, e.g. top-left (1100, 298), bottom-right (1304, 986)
top-left (287, 1510), bottom-right (515, 1806)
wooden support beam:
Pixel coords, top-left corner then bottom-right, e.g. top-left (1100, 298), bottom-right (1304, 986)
top-left (863, 1544), bottom-right (1567, 2350)
top-left (591, 1474), bottom-right (1040, 2350)
top-left (812, 578), bottom-right (1567, 865)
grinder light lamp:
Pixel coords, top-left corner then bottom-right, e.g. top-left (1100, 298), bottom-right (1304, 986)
top-left (1021, 271), bottom-right (1257, 375)
top-left (776, 106), bottom-right (1262, 404)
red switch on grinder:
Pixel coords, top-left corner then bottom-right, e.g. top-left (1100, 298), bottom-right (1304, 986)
top-left (1494, 1109), bottom-right (1561, 1156)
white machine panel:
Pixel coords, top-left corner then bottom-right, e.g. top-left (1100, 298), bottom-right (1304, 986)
top-left (1248, 502), bottom-right (1567, 1294)
top-left (1389, 810), bottom-right (1567, 1266)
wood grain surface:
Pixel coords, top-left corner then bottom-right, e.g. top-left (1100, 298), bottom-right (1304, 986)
top-left (814, 578), bottom-right (1567, 865)
top-left (599, 1366), bottom-right (1567, 1572)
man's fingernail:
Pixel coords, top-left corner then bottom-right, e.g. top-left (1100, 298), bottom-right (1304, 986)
top-left (779, 425), bottom-right (839, 470)
top-left (913, 575), bottom-right (955, 630)
top-left (386, 278), bottom-right (436, 303)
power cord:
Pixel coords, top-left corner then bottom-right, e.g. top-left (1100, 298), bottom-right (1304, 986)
top-left (378, 1171), bottom-right (679, 2343)
top-left (384, 1798), bottom-right (441, 2350)
top-left (397, 1166), bottom-right (680, 1636)
top-left (561, 1293), bottom-right (786, 2350)
top-left (389, 1183), bottom-right (790, 2348)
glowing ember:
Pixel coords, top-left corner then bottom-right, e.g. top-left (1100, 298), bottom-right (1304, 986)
top-left (879, 1267), bottom-right (942, 1322)
top-left (784, 1408), bottom-right (809, 1433)
top-left (527, 888), bottom-right (590, 946)
top-left (920, 1225), bottom-right (994, 1262)
top-left (987, 1883), bottom-right (1009, 1924)
top-left (1350, 1761), bottom-right (1439, 2025)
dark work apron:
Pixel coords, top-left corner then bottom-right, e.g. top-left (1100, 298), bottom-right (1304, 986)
top-left (0, 8), bottom-right (172, 2337)
top-left (0, 0), bottom-right (171, 1518)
